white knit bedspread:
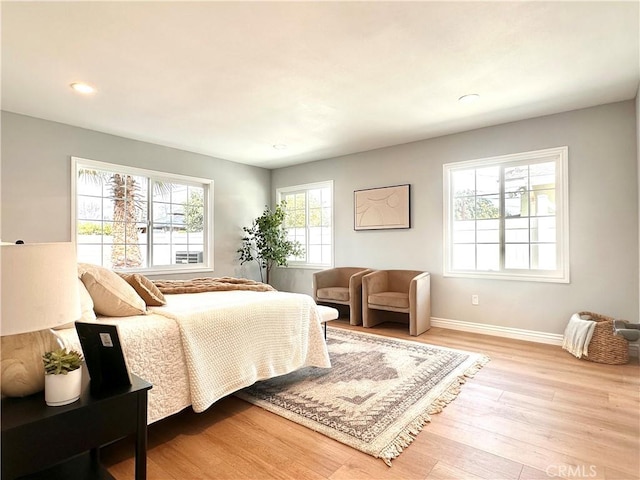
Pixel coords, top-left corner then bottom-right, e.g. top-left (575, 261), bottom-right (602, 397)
top-left (56, 313), bottom-right (191, 424)
top-left (150, 290), bottom-right (331, 413)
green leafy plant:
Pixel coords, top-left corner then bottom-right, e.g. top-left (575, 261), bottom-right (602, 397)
top-left (77, 222), bottom-right (113, 236)
top-left (42, 348), bottom-right (83, 375)
top-left (184, 189), bottom-right (204, 233)
top-left (454, 189), bottom-right (500, 220)
top-left (238, 202), bottom-right (304, 284)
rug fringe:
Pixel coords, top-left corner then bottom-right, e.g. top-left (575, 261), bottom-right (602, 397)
top-left (379, 413), bottom-right (433, 467)
top-left (378, 355), bottom-right (490, 467)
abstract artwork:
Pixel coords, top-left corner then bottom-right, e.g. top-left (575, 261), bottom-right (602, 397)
top-left (354, 184), bottom-right (410, 230)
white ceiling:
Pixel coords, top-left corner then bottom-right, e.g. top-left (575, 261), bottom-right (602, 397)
top-left (2, 1), bottom-right (639, 169)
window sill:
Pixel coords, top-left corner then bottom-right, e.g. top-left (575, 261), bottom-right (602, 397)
top-left (279, 263), bottom-right (333, 270)
top-left (444, 271), bottom-right (570, 283)
top-left (116, 266), bottom-right (214, 277)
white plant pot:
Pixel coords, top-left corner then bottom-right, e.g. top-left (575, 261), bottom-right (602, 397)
top-left (45, 368), bottom-right (82, 406)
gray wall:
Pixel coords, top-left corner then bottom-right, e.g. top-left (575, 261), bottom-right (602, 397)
top-left (272, 101), bottom-right (639, 335)
top-left (0, 111), bottom-right (270, 280)
top-left (2, 102), bottom-right (637, 336)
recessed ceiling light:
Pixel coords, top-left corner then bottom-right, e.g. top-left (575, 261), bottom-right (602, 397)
top-left (273, 144), bottom-right (288, 150)
top-left (458, 93), bottom-right (480, 104)
top-left (70, 82), bottom-right (96, 95)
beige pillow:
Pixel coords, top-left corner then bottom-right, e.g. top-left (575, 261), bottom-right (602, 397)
top-left (119, 273), bottom-right (166, 306)
top-left (79, 263), bottom-right (146, 317)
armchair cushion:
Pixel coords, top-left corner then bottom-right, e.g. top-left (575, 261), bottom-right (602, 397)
top-left (317, 286), bottom-right (350, 302)
top-left (368, 292), bottom-right (409, 310)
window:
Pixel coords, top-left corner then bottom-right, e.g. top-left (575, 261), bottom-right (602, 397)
top-left (277, 181), bottom-right (333, 267)
top-left (72, 157), bottom-right (212, 273)
top-left (443, 147), bottom-right (569, 283)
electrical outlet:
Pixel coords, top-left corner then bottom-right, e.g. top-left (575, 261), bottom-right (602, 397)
top-left (471, 294), bottom-right (479, 305)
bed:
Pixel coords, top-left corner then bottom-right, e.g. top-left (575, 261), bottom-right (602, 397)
top-left (56, 266), bottom-right (331, 424)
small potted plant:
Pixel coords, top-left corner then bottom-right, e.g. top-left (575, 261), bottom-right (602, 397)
top-left (42, 348), bottom-right (83, 406)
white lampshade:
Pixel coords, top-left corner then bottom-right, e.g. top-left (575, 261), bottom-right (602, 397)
top-left (1, 242), bottom-right (80, 336)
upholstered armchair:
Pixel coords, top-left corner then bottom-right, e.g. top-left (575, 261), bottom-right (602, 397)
top-left (362, 270), bottom-right (431, 336)
top-left (313, 267), bottom-right (373, 325)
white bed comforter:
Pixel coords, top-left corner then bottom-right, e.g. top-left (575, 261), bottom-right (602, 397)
top-left (150, 290), bottom-right (331, 413)
top-left (58, 290), bottom-right (330, 423)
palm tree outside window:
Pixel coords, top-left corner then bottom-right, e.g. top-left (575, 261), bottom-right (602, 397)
top-left (73, 157), bottom-right (211, 273)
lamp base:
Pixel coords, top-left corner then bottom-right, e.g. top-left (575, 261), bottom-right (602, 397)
top-left (1, 330), bottom-right (59, 397)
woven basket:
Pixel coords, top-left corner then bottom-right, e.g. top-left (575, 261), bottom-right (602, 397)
top-left (579, 311), bottom-right (629, 365)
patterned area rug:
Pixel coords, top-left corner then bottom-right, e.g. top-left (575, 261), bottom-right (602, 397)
top-left (235, 327), bottom-right (490, 466)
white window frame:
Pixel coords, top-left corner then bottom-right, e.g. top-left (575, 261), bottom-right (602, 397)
top-left (443, 146), bottom-right (569, 283)
top-left (277, 180), bottom-right (334, 269)
top-left (72, 157), bottom-right (214, 275)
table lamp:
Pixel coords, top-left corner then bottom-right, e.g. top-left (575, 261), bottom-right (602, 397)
top-left (1, 242), bottom-right (80, 397)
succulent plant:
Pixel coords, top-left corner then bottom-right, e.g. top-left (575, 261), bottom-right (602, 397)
top-left (42, 348), bottom-right (83, 375)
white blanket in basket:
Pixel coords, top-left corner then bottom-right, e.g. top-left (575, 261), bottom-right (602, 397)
top-left (151, 290), bottom-right (331, 413)
top-left (562, 313), bottom-right (596, 359)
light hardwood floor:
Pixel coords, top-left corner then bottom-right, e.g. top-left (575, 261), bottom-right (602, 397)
top-left (104, 321), bottom-right (640, 480)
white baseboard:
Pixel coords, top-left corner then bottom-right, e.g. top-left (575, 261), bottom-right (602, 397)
top-left (431, 317), bottom-right (564, 346)
top-left (431, 317), bottom-right (640, 357)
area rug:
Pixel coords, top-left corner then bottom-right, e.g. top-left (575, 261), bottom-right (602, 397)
top-left (235, 327), bottom-right (490, 466)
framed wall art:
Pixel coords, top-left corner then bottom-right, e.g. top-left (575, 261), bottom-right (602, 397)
top-left (354, 184), bottom-right (410, 230)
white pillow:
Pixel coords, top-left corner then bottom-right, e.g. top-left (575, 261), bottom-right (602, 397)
top-left (77, 277), bottom-right (98, 322)
top-left (52, 278), bottom-right (97, 329)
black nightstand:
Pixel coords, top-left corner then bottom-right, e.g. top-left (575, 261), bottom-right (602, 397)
top-left (1, 371), bottom-right (152, 480)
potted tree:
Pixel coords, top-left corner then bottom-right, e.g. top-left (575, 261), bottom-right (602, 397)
top-left (42, 348), bottom-right (83, 406)
top-left (238, 202), bottom-right (304, 284)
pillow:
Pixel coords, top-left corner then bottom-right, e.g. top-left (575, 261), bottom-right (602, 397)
top-left (79, 263), bottom-right (146, 317)
top-left (52, 278), bottom-right (97, 330)
top-left (118, 273), bottom-right (166, 306)
top-left (77, 277), bottom-right (98, 322)
top-left (77, 262), bottom-right (94, 279)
